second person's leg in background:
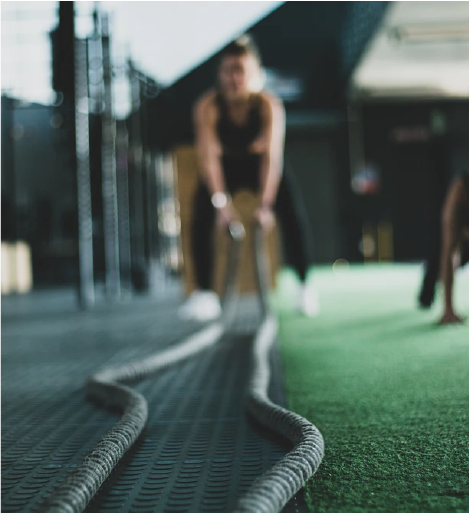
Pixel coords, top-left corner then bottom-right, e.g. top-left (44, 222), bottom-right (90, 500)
top-left (419, 230), bottom-right (441, 308)
top-left (274, 171), bottom-right (319, 316)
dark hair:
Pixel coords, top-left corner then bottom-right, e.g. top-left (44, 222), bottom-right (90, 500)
top-left (220, 34), bottom-right (262, 65)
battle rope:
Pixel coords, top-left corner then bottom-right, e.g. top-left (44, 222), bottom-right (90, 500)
top-left (45, 221), bottom-right (324, 513)
top-left (46, 223), bottom-right (244, 513)
top-left (235, 226), bottom-right (324, 512)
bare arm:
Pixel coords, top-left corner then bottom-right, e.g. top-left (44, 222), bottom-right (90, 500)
top-left (193, 92), bottom-right (239, 226)
top-left (439, 178), bottom-right (465, 322)
top-left (194, 92), bottom-right (226, 197)
top-left (257, 93), bottom-right (286, 208)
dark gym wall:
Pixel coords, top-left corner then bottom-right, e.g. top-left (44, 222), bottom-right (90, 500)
top-left (360, 100), bottom-right (469, 262)
top-left (1, 98), bottom-right (78, 284)
top-left (13, 106), bottom-right (76, 216)
top-left (284, 127), bottom-right (344, 264)
top-left (1, 96), bottom-right (16, 241)
top-left (0, 96), bottom-right (8, 194)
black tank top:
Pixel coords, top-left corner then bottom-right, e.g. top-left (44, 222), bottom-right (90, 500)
top-left (215, 92), bottom-right (263, 156)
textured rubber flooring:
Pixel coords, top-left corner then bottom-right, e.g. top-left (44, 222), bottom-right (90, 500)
top-left (2, 288), bottom-right (307, 513)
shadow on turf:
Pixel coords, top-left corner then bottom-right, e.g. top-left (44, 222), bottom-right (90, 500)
top-left (296, 308), bottom-right (465, 339)
top-left (308, 310), bottom-right (427, 332)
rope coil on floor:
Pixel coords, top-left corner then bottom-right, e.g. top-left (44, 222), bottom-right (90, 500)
top-left (45, 224), bottom-right (243, 514)
top-left (46, 322), bottom-right (225, 513)
top-left (235, 225), bottom-right (324, 512)
top-left (45, 221), bottom-right (324, 513)
top-left (236, 316), bottom-right (324, 512)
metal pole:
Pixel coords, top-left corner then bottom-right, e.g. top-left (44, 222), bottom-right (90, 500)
top-left (149, 152), bottom-right (161, 264)
top-left (154, 153), bottom-right (169, 283)
top-left (143, 149), bottom-right (154, 288)
top-left (74, 37), bottom-right (95, 307)
top-left (115, 119), bottom-right (132, 293)
top-left (128, 61), bottom-right (147, 291)
top-left (140, 86), bottom-right (150, 261)
top-left (100, 12), bottom-right (121, 299)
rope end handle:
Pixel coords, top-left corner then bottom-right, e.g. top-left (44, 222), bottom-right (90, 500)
top-left (228, 220), bottom-right (246, 241)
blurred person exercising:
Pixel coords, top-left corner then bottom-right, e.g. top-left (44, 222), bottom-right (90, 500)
top-left (419, 171), bottom-right (469, 324)
top-left (179, 35), bottom-right (318, 321)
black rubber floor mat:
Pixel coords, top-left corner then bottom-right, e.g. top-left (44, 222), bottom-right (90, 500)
top-left (2, 290), bottom-right (308, 513)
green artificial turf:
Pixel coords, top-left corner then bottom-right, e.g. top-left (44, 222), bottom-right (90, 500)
top-left (275, 264), bottom-right (469, 513)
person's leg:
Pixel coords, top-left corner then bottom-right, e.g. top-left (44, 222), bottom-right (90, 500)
top-left (273, 172), bottom-right (318, 316)
top-left (273, 172), bottom-right (312, 282)
top-left (192, 184), bottom-right (215, 290)
top-left (179, 184), bottom-right (221, 321)
top-left (419, 224), bottom-right (442, 308)
top-left (419, 164), bottom-right (450, 308)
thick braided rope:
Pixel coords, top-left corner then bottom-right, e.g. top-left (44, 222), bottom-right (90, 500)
top-left (46, 322), bottom-right (224, 513)
top-left (46, 385), bottom-right (147, 513)
top-left (45, 222), bottom-right (323, 513)
top-left (236, 315), bottom-right (324, 512)
top-left (45, 224), bottom-right (246, 513)
top-left (235, 226), bottom-right (325, 512)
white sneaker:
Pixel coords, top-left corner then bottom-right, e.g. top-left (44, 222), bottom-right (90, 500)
top-left (297, 284), bottom-right (320, 317)
top-left (178, 290), bottom-right (222, 321)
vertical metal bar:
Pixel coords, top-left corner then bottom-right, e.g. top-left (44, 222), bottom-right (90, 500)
top-left (128, 61), bottom-right (147, 291)
top-left (139, 82), bottom-right (154, 289)
top-left (74, 37), bottom-right (95, 307)
top-left (100, 13), bottom-right (121, 299)
top-left (143, 150), bottom-right (155, 289)
top-left (116, 119), bottom-right (132, 293)
top-left (150, 152), bottom-right (161, 264)
top-left (154, 153), bottom-right (169, 284)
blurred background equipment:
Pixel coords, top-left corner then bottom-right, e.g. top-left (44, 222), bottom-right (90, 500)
top-left (2, 0), bottom-right (468, 293)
